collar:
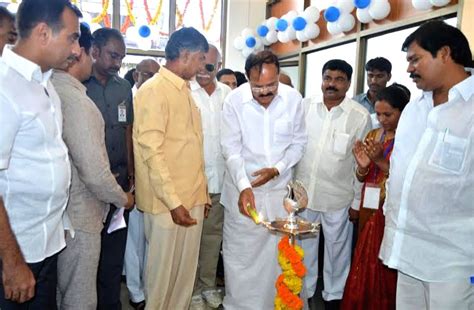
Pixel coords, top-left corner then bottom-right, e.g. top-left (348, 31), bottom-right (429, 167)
top-left (160, 66), bottom-right (187, 90)
top-left (88, 72), bottom-right (121, 85)
top-left (52, 69), bottom-right (87, 92)
top-left (320, 96), bottom-right (352, 113)
top-left (2, 45), bottom-right (52, 87)
top-left (419, 67), bottom-right (474, 103)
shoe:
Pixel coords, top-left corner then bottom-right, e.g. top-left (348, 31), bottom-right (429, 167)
top-left (129, 299), bottom-right (146, 310)
top-left (189, 294), bottom-right (206, 310)
top-left (202, 289), bottom-right (223, 308)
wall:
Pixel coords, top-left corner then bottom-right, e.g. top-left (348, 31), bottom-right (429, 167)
top-left (224, 0), bottom-right (267, 72)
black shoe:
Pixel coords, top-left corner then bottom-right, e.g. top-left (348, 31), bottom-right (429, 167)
top-left (129, 299), bottom-right (146, 310)
top-left (324, 299), bottom-right (341, 310)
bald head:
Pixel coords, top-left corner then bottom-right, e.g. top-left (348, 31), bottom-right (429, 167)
top-left (196, 44), bottom-right (222, 91)
top-left (279, 72), bottom-right (293, 88)
top-left (134, 59), bottom-right (160, 89)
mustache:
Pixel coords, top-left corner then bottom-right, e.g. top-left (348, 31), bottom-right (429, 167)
top-left (259, 92), bottom-right (274, 98)
top-left (410, 73), bottom-right (421, 79)
top-left (325, 87), bottom-right (338, 92)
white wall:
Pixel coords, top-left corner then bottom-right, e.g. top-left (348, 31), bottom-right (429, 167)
top-left (224, 0), bottom-right (267, 72)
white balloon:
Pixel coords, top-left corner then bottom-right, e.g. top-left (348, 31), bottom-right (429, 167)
top-left (430, 0), bottom-right (450, 6)
top-left (356, 8), bottom-right (373, 23)
top-left (6, 3), bottom-right (18, 14)
top-left (266, 17), bottom-right (278, 30)
top-left (338, 0), bottom-right (355, 14)
top-left (81, 12), bottom-right (93, 24)
top-left (254, 38), bottom-right (263, 50)
top-left (90, 23), bottom-right (102, 33)
top-left (327, 21), bottom-right (342, 36)
top-left (337, 13), bottom-right (355, 32)
top-left (304, 23), bottom-right (320, 39)
top-left (233, 36), bottom-right (245, 50)
top-left (150, 25), bottom-right (161, 38)
top-left (242, 47), bottom-right (253, 58)
top-left (241, 27), bottom-right (254, 38)
top-left (296, 31), bottom-right (308, 42)
top-left (369, 1), bottom-right (391, 20)
top-left (261, 37), bottom-right (270, 46)
top-left (286, 27), bottom-right (297, 40)
top-left (266, 30), bottom-right (278, 44)
top-left (137, 38), bottom-right (152, 50)
top-left (277, 31), bottom-right (290, 43)
top-left (285, 10), bottom-right (299, 23)
top-left (412, 0), bottom-right (432, 10)
top-left (303, 6), bottom-right (320, 23)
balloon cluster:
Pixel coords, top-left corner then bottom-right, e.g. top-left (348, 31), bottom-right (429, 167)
top-left (233, 6), bottom-right (320, 58)
top-left (411, 0), bottom-right (451, 10)
top-left (323, 0), bottom-right (356, 36)
top-left (126, 22), bottom-right (160, 51)
top-left (354, 0), bottom-right (391, 24)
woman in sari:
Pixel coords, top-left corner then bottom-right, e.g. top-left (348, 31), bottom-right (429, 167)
top-left (342, 83), bottom-right (410, 310)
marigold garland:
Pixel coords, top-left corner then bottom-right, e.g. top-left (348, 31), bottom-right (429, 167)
top-left (275, 236), bottom-right (305, 310)
top-left (91, 0), bottom-right (109, 24)
top-left (198, 0), bottom-right (219, 32)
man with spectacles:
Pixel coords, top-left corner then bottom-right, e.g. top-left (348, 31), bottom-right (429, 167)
top-left (84, 27), bottom-right (134, 309)
top-left (220, 50), bottom-right (307, 309)
top-left (189, 44), bottom-right (231, 310)
top-left (295, 59), bottom-right (371, 309)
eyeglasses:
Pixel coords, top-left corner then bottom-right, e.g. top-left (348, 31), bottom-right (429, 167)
top-left (251, 83), bottom-right (278, 94)
top-left (205, 63), bottom-right (215, 72)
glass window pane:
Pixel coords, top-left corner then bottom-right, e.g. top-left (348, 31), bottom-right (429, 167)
top-left (120, 0), bottom-right (170, 51)
top-left (365, 17), bottom-right (457, 99)
top-left (175, 0), bottom-right (222, 47)
top-left (305, 41), bottom-right (357, 100)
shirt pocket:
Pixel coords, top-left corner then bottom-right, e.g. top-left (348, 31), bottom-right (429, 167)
top-left (428, 130), bottom-right (468, 174)
top-left (274, 119), bottom-right (293, 144)
top-left (332, 131), bottom-right (351, 157)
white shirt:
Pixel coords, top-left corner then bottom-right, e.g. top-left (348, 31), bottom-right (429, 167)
top-left (0, 46), bottom-right (71, 263)
top-left (295, 97), bottom-right (371, 212)
top-left (380, 70), bottom-right (474, 282)
top-left (220, 83), bottom-right (307, 210)
top-left (191, 80), bottom-right (231, 194)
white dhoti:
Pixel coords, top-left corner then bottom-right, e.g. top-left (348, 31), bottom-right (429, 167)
top-left (222, 188), bottom-right (288, 310)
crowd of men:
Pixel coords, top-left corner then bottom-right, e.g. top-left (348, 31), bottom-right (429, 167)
top-left (0, 1), bottom-right (472, 310)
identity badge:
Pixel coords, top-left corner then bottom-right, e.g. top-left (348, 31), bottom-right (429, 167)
top-left (363, 183), bottom-right (381, 210)
top-left (118, 102), bottom-right (127, 122)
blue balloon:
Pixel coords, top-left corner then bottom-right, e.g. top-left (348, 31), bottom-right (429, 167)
top-left (292, 16), bottom-right (307, 31)
top-left (275, 19), bottom-right (288, 32)
top-left (354, 0), bottom-right (371, 9)
top-left (324, 6), bottom-right (340, 22)
top-left (138, 25), bottom-right (151, 38)
top-left (257, 25), bottom-right (269, 37)
top-left (245, 36), bottom-right (256, 48)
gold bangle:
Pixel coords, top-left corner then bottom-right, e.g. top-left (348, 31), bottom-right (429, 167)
top-left (356, 167), bottom-right (369, 177)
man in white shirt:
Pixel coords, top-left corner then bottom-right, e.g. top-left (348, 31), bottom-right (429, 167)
top-left (221, 50), bottom-right (307, 309)
top-left (0, 7), bottom-right (16, 56)
top-left (0, 0), bottom-right (81, 308)
top-left (190, 44), bottom-right (231, 310)
top-left (295, 59), bottom-right (371, 307)
top-left (379, 20), bottom-right (474, 309)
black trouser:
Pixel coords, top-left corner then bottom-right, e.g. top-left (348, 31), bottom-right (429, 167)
top-left (0, 254), bottom-right (58, 310)
top-left (97, 205), bottom-right (129, 310)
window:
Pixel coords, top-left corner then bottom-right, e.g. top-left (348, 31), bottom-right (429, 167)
top-left (175, 0), bottom-right (222, 47)
top-left (364, 17), bottom-right (457, 99)
top-left (304, 41), bottom-right (357, 100)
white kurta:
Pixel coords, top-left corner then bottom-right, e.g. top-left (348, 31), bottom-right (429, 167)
top-left (220, 83), bottom-right (307, 309)
top-left (380, 70), bottom-right (474, 282)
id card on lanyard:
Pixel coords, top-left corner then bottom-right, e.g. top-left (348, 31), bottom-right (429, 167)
top-left (118, 101), bottom-right (127, 122)
top-left (363, 183), bottom-right (381, 210)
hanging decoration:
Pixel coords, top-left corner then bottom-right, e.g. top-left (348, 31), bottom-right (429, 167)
top-left (91, 0), bottom-right (109, 24)
top-left (274, 236), bottom-right (305, 310)
top-left (324, 0), bottom-right (357, 36)
top-left (176, 0), bottom-right (191, 29)
top-left (199, 0), bottom-right (220, 32)
top-left (411, 0), bottom-right (451, 10)
top-left (354, 0), bottom-right (391, 24)
top-left (233, 27), bottom-right (264, 58)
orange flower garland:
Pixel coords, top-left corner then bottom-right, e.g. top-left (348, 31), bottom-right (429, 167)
top-left (275, 236), bottom-right (305, 310)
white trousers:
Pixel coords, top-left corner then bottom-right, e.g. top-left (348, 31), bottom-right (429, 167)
top-left (222, 190), bottom-right (288, 310)
top-left (124, 207), bottom-right (147, 303)
top-left (397, 271), bottom-right (474, 310)
top-left (300, 206), bottom-right (353, 301)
